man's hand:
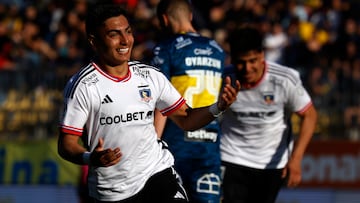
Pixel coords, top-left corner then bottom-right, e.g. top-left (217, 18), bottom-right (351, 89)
top-left (218, 76), bottom-right (241, 111)
top-left (90, 138), bottom-right (122, 167)
top-left (282, 158), bottom-right (302, 188)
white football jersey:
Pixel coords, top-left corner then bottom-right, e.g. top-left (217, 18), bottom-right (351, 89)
top-left (60, 61), bottom-right (185, 201)
top-left (220, 61), bottom-right (312, 169)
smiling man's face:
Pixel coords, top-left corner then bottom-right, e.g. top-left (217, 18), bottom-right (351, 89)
top-left (91, 15), bottom-right (134, 68)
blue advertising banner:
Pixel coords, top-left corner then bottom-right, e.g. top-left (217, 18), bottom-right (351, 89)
top-left (0, 138), bottom-right (80, 185)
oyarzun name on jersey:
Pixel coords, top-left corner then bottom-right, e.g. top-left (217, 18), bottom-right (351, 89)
top-left (185, 57), bottom-right (221, 69)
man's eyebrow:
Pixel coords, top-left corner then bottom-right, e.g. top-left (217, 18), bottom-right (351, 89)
top-left (125, 25), bottom-right (132, 31)
top-left (107, 25), bottom-right (131, 32)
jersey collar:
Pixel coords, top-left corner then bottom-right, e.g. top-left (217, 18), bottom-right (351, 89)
top-left (92, 61), bottom-right (131, 82)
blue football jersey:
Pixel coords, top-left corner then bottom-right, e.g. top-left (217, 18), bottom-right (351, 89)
top-left (151, 32), bottom-right (225, 158)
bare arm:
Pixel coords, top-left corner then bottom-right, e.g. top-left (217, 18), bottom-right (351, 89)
top-left (283, 104), bottom-right (317, 187)
top-left (168, 76), bottom-right (240, 131)
top-left (58, 133), bottom-right (88, 165)
top-left (58, 133), bottom-right (122, 167)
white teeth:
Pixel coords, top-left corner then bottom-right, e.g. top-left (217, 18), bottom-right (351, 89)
top-left (117, 48), bottom-right (129, 53)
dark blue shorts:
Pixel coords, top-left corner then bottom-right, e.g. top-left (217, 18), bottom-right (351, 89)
top-left (174, 156), bottom-right (222, 203)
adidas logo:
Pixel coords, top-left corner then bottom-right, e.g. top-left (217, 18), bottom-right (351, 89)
top-left (174, 191), bottom-right (186, 200)
top-left (101, 95), bottom-right (113, 104)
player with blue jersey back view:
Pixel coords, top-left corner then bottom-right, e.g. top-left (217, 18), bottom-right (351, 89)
top-left (151, 0), bottom-right (225, 202)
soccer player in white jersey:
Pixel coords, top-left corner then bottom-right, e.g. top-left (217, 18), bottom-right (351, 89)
top-left (220, 26), bottom-right (317, 203)
top-left (57, 3), bottom-right (240, 203)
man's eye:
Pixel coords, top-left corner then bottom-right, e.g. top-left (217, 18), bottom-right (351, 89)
top-left (109, 32), bottom-right (119, 37)
top-left (250, 59), bottom-right (257, 63)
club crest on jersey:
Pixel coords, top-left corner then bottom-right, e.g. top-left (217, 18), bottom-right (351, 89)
top-left (263, 94), bottom-right (274, 104)
top-left (139, 89), bottom-right (152, 102)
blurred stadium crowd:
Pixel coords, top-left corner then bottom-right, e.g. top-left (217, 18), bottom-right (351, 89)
top-left (0, 0), bottom-right (360, 140)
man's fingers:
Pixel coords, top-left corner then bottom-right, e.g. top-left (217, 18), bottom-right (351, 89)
top-left (224, 76), bottom-right (231, 85)
top-left (217, 77), bottom-right (240, 110)
top-left (95, 137), bottom-right (104, 151)
top-left (91, 138), bottom-right (122, 167)
top-left (224, 76), bottom-right (241, 91)
top-left (100, 149), bottom-right (122, 167)
top-left (104, 156), bottom-right (122, 167)
top-left (235, 80), bottom-right (241, 91)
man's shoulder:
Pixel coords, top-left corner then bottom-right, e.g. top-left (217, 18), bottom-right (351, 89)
top-left (156, 33), bottom-right (223, 51)
top-left (63, 62), bottom-right (97, 98)
top-left (129, 61), bottom-right (160, 71)
top-left (68, 63), bottom-right (97, 84)
top-left (128, 61), bottom-right (163, 78)
top-left (267, 61), bottom-right (298, 74)
top-left (185, 33), bottom-right (224, 50)
top-left (266, 61), bottom-right (301, 85)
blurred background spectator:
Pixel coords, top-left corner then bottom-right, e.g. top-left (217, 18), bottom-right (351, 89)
top-left (1, 0), bottom-right (360, 141)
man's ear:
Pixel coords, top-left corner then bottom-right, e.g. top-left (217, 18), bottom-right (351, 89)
top-left (161, 14), bottom-right (169, 27)
top-left (88, 35), bottom-right (95, 47)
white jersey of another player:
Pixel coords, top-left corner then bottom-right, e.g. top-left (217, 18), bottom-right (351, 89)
top-left (220, 61), bottom-right (312, 169)
top-left (60, 61), bottom-right (185, 201)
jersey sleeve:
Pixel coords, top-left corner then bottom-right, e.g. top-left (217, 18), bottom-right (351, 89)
top-left (286, 68), bottom-right (312, 113)
top-left (59, 79), bottom-right (90, 136)
top-left (154, 70), bottom-right (186, 116)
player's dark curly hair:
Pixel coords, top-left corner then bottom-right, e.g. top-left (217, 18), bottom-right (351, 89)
top-left (227, 26), bottom-right (264, 57)
top-left (85, 3), bottom-right (129, 38)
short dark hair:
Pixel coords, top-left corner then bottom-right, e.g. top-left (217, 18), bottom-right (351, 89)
top-left (156, 0), bottom-right (192, 27)
top-left (85, 3), bottom-right (129, 37)
top-left (228, 26), bottom-right (264, 57)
